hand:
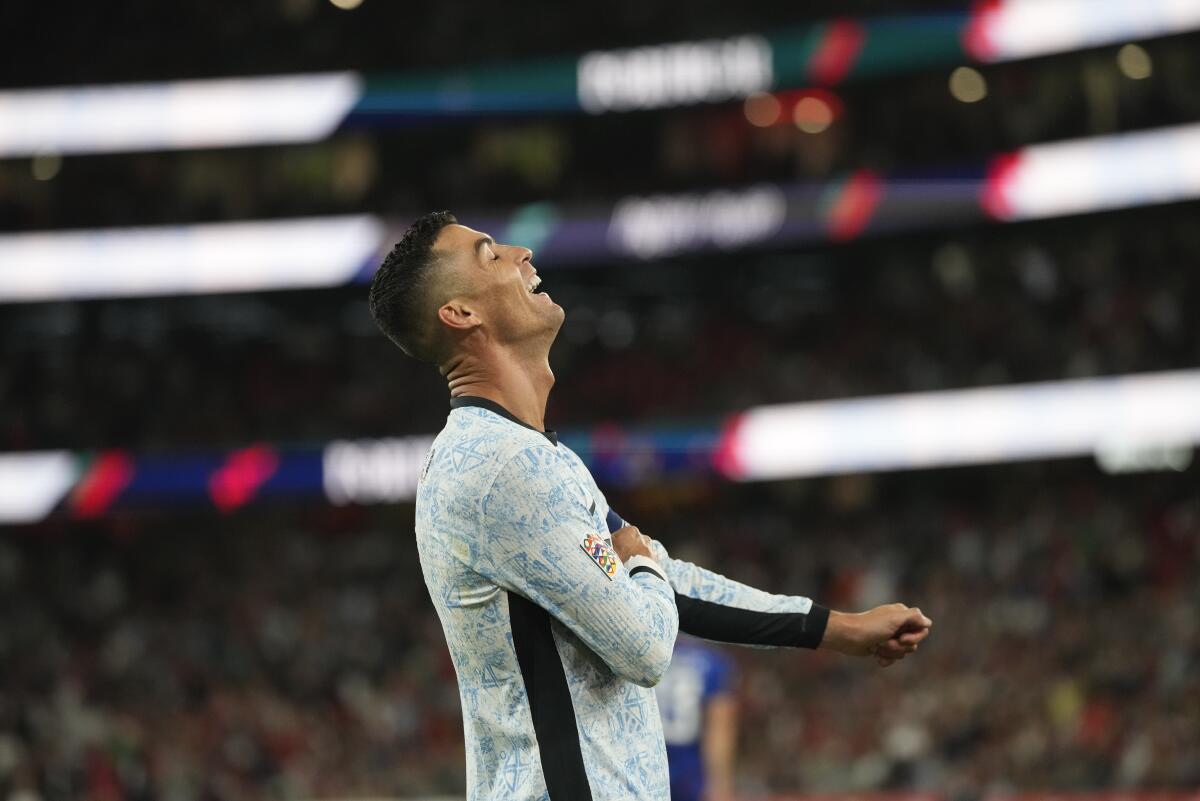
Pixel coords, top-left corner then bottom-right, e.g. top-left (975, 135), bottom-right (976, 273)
top-left (611, 525), bottom-right (655, 562)
top-left (821, 603), bottom-right (932, 667)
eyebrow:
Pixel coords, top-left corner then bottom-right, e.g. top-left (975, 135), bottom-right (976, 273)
top-left (473, 236), bottom-right (495, 256)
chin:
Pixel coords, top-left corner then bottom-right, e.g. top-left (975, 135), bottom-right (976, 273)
top-left (536, 306), bottom-right (565, 348)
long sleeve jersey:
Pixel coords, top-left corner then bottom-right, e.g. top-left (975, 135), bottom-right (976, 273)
top-left (415, 397), bottom-right (829, 801)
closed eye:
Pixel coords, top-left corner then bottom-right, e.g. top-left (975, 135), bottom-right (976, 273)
top-left (474, 235), bottom-right (499, 262)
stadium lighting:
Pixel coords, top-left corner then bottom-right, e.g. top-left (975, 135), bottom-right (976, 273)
top-left (0, 451), bottom-right (77, 523)
top-left (792, 96), bottom-right (835, 133)
top-left (0, 215), bottom-right (384, 302)
top-left (30, 153), bottom-right (62, 181)
top-left (1117, 43), bottom-right (1154, 80)
top-left (983, 123), bottom-right (1200, 221)
top-left (0, 72), bottom-right (362, 156)
top-left (0, 4), bottom-right (1196, 155)
top-left (743, 92), bottom-right (782, 127)
top-left (964, 0), bottom-right (1200, 62)
top-left (718, 370), bottom-right (1200, 481)
top-left (2, 371), bottom-right (1199, 523)
top-left (2, 123), bottom-right (1200, 303)
top-left (948, 67), bottom-right (988, 103)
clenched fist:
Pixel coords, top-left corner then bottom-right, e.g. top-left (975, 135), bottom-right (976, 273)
top-left (611, 525), bottom-right (655, 562)
top-left (821, 603), bottom-right (933, 667)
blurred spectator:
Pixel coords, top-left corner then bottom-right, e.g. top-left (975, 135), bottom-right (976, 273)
top-left (657, 636), bottom-right (739, 801)
top-left (0, 464), bottom-right (1196, 800)
top-left (3, 205), bottom-right (1197, 451)
top-left (3, 6), bottom-right (1199, 800)
top-left (3, 33), bottom-right (1198, 232)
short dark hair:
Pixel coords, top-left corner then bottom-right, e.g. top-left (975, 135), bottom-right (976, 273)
top-left (368, 211), bottom-right (457, 363)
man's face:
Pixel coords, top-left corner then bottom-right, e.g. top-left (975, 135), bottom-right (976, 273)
top-left (434, 223), bottom-right (564, 348)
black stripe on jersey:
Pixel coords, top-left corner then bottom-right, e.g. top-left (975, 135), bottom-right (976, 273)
top-left (676, 594), bottom-right (830, 649)
top-left (508, 592), bottom-right (594, 800)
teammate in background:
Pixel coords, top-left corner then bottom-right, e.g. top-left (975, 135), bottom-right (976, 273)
top-left (656, 637), bottom-right (738, 801)
top-left (368, 211), bottom-right (933, 801)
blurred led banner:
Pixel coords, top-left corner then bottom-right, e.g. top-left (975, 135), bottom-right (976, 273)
top-left (4, 4), bottom-right (1200, 157)
top-left (6, 123), bottom-right (1200, 302)
top-left (965, 0), bottom-right (1200, 62)
top-left (322, 436), bottom-right (437, 505)
top-left (1, 372), bottom-right (1199, 524)
top-left (416, 123), bottom-right (1200, 261)
top-left (0, 427), bottom-right (715, 524)
top-left (717, 370), bottom-right (1200, 481)
top-left (0, 73), bottom-right (362, 157)
top-left (983, 123), bottom-right (1200, 221)
top-left (768, 795), bottom-right (1200, 801)
top-left (0, 451), bottom-right (76, 524)
top-left (576, 36), bottom-right (773, 114)
top-left (0, 215), bottom-right (382, 302)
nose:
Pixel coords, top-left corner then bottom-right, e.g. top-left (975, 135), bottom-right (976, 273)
top-left (517, 246), bottom-right (533, 264)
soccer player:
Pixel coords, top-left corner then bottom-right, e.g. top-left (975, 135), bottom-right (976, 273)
top-left (656, 636), bottom-right (738, 801)
top-left (368, 211), bottom-right (933, 801)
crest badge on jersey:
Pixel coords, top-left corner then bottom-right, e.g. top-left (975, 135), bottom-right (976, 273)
top-left (580, 532), bottom-right (620, 580)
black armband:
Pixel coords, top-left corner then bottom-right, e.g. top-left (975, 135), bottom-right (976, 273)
top-left (675, 594), bottom-right (830, 649)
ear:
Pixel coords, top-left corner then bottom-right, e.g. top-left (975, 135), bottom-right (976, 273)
top-left (438, 299), bottom-right (481, 332)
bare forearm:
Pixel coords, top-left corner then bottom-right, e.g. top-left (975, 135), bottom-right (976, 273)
top-left (820, 605), bottom-right (934, 666)
top-left (820, 610), bottom-right (870, 653)
top-left (702, 696), bottom-right (737, 801)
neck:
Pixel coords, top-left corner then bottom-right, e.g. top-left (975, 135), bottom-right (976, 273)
top-left (442, 344), bottom-right (555, 431)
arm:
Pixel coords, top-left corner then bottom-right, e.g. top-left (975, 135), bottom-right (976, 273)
top-left (473, 446), bottom-right (679, 687)
top-left (607, 510), bottom-right (931, 660)
top-left (656, 539), bottom-right (931, 661)
top-left (653, 543), bottom-right (829, 649)
top-left (605, 509), bottom-right (825, 647)
top-left (702, 694), bottom-right (737, 801)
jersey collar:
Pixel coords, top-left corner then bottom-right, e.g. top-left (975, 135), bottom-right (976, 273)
top-left (450, 396), bottom-right (558, 445)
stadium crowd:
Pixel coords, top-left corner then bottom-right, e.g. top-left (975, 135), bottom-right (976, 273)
top-left (3, 3), bottom-right (1199, 800)
top-left (0, 464), bottom-right (1196, 800)
top-left (6, 0), bottom-right (935, 88)
top-left (2, 204), bottom-right (1197, 452)
top-left (2, 31), bottom-right (1197, 232)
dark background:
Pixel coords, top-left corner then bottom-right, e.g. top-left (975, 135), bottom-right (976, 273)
top-left (1, 2), bottom-right (1197, 799)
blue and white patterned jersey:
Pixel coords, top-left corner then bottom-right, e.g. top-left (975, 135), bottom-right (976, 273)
top-left (415, 397), bottom-right (829, 801)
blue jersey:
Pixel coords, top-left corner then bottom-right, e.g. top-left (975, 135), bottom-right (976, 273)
top-left (415, 397), bottom-right (829, 801)
top-left (656, 639), bottom-right (735, 801)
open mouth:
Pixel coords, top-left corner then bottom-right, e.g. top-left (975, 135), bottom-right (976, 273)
top-left (526, 274), bottom-right (543, 294)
